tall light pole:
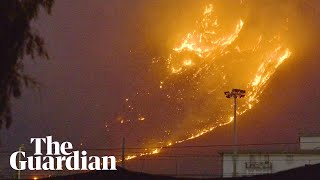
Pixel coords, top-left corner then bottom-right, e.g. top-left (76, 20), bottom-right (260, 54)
top-left (18, 144), bottom-right (24, 180)
top-left (224, 89), bottom-right (245, 177)
top-left (122, 137), bottom-right (125, 168)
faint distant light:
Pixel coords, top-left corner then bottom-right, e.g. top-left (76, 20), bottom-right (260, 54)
top-left (160, 81), bottom-right (164, 89)
top-left (138, 117), bottom-right (145, 121)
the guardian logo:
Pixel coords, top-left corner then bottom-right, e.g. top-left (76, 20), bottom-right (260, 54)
top-left (10, 136), bottom-right (117, 171)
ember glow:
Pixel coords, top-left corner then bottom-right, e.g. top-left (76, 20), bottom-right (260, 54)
top-left (110, 1), bottom-right (292, 158)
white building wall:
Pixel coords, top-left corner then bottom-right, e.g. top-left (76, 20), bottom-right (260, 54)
top-left (269, 154), bottom-right (320, 172)
top-left (222, 153), bottom-right (320, 178)
top-left (300, 136), bottom-right (320, 150)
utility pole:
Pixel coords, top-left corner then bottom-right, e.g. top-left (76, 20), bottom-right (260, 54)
top-left (17, 144), bottom-right (24, 180)
top-left (224, 89), bottom-right (245, 177)
top-left (121, 137), bottom-right (125, 168)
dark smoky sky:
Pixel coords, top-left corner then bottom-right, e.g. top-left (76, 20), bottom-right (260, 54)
top-left (2, 0), bottom-right (320, 154)
top-left (2, 0), bottom-right (210, 150)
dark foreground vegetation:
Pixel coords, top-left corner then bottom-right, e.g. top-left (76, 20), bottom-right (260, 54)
top-left (41, 164), bottom-right (320, 180)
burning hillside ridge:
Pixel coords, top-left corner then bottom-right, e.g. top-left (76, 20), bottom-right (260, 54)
top-left (106, 0), bottom-right (316, 159)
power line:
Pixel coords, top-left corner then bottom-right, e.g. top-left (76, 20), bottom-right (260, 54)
top-left (0, 141), bottom-right (311, 153)
top-left (60, 142), bottom-right (301, 151)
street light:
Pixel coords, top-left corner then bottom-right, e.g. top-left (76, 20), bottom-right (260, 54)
top-left (18, 144), bottom-right (24, 180)
top-left (224, 89), bottom-right (245, 177)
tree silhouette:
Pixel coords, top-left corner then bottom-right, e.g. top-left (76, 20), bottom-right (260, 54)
top-left (0, 0), bottom-right (54, 129)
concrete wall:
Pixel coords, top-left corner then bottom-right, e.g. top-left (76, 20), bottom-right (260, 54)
top-left (223, 153), bottom-right (320, 177)
top-left (300, 136), bottom-right (320, 150)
